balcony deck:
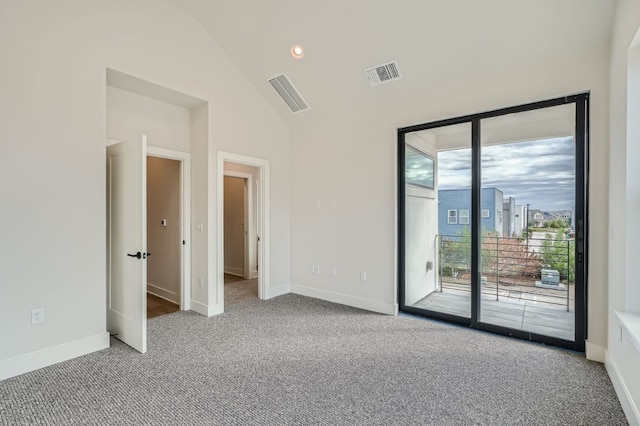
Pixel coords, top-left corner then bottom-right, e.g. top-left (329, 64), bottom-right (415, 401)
top-left (411, 284), bottom-right (575, 341)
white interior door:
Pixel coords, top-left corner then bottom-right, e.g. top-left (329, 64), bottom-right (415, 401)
top-left (106, 135), bottom-right (148, 353)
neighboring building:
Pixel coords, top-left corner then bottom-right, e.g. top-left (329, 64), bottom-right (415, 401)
top-left (514, 205), bottom-right (526, 236)
top-left (528, 209), bottom-right (572, 228)
top-left (529, 209), bottom-right (548, 227)
top-left (502, 197), bottom-right (516, 237)
top-left (438, 188), bottom-right (504, 237)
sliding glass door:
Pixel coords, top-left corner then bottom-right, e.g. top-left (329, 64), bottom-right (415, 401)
top-left (403, 122), bottom-right (471, 319)
top-left (398, 94), bottom-right (588, 351)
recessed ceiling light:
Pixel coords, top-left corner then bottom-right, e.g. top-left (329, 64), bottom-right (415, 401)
top-left (291, 45), bottom-right (304, 59)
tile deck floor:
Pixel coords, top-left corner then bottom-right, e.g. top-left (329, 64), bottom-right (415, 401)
top-left (412, 287), bottom-right (575, 341)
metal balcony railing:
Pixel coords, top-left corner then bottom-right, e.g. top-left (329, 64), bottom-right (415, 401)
top-left (437, 233), bottom-right (574, 311)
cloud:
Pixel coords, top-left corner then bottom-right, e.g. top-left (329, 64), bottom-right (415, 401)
top-left (437, 138), bottom-right (575, 210)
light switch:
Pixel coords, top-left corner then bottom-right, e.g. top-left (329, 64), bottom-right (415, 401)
top-left (161, 219), bottom-right (167, 227)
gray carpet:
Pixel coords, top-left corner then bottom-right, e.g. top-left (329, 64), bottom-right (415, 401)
top-left (0, 294), bottom-right (627, 425)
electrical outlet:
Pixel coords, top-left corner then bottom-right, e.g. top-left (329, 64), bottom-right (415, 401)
top-left (31, 308), bottom-right (44, 325)
top-left (199, 277), bottom-right (204, 288)
top-left (360, 272), bottom-right (367, 281)
top-left (314, 266), bottom-right (321, 274)
top-left (331, 267), bottom-right (337, 276)
top-left (310, 265), bottom-right (315, 274)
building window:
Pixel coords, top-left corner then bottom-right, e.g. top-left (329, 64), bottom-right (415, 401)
top-left (481, 209), bottom-right (490, 218)
top-left (459, 209), bottom-right (470, 225)
top-left (405, 145), bottom-right (434, 189)
top-left (448, 209), bottom-right (457, 224)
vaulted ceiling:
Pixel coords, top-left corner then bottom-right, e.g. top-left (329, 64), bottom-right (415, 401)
top-left (166, 0), bottom-right (616, 128)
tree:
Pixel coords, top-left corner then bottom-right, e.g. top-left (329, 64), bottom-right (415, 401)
top-left (546, 218), bottom-right (570, 229)
top-left (440, 227), bottom-right (471, 277)
top-left (540, 231), bottom-right (574, 282)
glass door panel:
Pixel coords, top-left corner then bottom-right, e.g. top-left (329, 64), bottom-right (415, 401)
top-left (403, 122), bottom-right (472, 318)
top-left (479, 104), bottom-right (576, 341)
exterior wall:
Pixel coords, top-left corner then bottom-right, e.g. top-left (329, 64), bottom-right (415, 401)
top-left (404, 136), bottom-right (439, 306)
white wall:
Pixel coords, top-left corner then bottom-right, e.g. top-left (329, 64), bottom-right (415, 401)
top-left (607, 0), bottom-right (640, 423)
top-left (0, 0), bottom-right (290, 380)
top-left (290, 47), bottom-right (611, 351)
top-left (107, 86), bottom-right (191, 152)
top-left (147, 157), bottom-right (181, 304)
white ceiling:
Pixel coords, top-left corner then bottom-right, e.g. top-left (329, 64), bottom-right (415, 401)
top-left (166, 0), bottom-right (616, 127)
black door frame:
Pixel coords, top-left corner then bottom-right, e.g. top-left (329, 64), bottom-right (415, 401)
top-left (397, 93), bottom-right (589, 352)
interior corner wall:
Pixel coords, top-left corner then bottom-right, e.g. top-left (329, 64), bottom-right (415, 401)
top-left (607, 0), bottom-right (640, 423)
top-left (290, 47), bottom-right (611, 339)
top-left (0, 0), bottom-right (290, 379)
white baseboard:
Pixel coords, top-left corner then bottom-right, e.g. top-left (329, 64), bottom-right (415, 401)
top-left (264, 284), bottom-right (290, 299)
top-left (606, 351), bottom-right (640, 426)
top-left (224, 267), bottom-right (244, 277)
top-left (586, 340), bottom-right (606, 363)
top-left (190, 299), bottom-right (209, 316)
top-left (0, 332), bottom-right (110, 381)
top-left (291, 284), bottom-right (397, 315)
top-left (147, 283), bottom-right (179, 305)
top-left (190, 299), bottom-right (223, 317)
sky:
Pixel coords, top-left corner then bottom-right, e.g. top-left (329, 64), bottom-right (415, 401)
top-left (437, 137), bottom-right (575, 211)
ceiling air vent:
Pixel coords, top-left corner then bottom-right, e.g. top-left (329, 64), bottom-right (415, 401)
top-left (267, 74), bottom-right (309, 113)
top-left (364, 60), bottom-right (402, 87)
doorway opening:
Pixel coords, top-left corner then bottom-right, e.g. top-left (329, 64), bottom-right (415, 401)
top-left (146, 154), bottom-right (188, 319)
top-left (398, 94), bottom-right (589, 352)
top-left (217, 152), bottom-right (270, 308)
top-left (223, 169), bottom-right (258, 306)
top-left (146, 147), bottom-right (191, 319)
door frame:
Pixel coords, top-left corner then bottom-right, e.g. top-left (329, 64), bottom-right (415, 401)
top-left (397, 93), bottom-right (589, 352)
top-left (223, 171), bottom-right (253, 279)
top-left (217, 151), bottom-right (270, 303)
top-left (146, 146), bottom-right (192, 311)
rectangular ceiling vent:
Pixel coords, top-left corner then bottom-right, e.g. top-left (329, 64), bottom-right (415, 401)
top-left (267, 74), bottom-right (309, 113)
top-left (364, 60), bottom-right (402, 87)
